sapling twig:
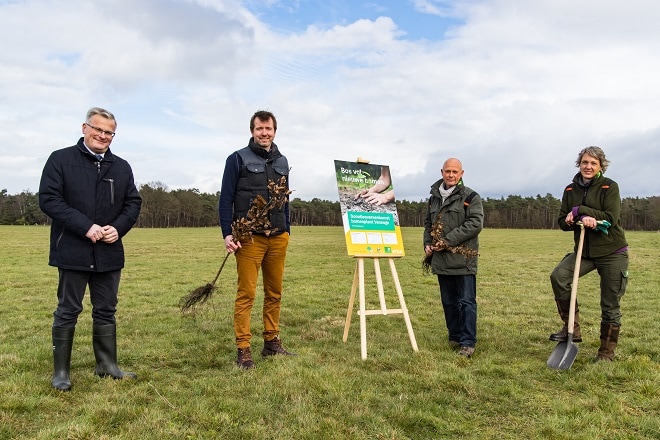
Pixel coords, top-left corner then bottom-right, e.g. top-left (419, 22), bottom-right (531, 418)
top-left (422, 212), bottom-right (479, 274)
top-left (179, 176), bottom-right (291, 313)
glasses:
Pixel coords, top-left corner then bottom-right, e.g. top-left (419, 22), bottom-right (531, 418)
top-left (85, 123), bottom-right (116, 138)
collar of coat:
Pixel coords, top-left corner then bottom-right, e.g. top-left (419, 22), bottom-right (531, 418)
top-left (430, 177), bottom-right (464, 196)
top-left (248, 138), bottom-right (280, 160)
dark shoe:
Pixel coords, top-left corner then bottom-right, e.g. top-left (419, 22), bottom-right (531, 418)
top-left (458, 346), bottom-right (475, 358)
top-left (596, 322), bottom-right (620, 362)
top-left (237, 347), bottom-right (255, 369)
top-left (549, 300), bottom-right (582, 342)
top-left (549, 322), bottom-right (583, 342)
top-left (92, 324), bottom-right (137, 380)
top-left (262, 336), bottom-right (297, 357)
top-left (448, 340), bottom-right (461, 349)
top-left (52, 327), bottom-right (75, 392)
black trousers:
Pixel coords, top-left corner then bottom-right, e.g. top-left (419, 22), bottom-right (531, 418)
top-left (53, 269), bottom-right (122, 328)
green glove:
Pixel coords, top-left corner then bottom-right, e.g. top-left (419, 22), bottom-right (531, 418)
top-left (596, 220), bottom-right (611, 234)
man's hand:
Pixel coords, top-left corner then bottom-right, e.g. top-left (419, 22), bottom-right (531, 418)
top-left (100, 225), bottom-right (119, 243)
top-left (225, 235), bottom-right (241, 253)
top-left (85, 224), bottom-right (105, 243)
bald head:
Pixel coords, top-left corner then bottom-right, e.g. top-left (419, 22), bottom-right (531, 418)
top-left (443, 158), bottom-right (462, 170)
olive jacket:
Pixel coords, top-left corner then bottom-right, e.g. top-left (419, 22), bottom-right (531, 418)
top-left (423, 179), bottom-right (484, 275)
top-left (558, 172), bottom-right (627, 258)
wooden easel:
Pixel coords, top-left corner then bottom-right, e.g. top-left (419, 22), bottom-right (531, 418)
top-left (342, 255), bottom-right (418, 360)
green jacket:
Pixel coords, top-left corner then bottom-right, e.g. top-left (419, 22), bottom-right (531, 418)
top-left (423, 179), bottom-right (484, 275)
top-left (558, 172), bottom-right (627, 258)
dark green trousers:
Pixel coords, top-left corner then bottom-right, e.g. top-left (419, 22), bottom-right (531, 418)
top-left (550, 251), bottom-right (628, 324)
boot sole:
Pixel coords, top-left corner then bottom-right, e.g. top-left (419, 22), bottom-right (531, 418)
top-left (51, 383), bottom-right (71, 392)
top-left (95, 371), bottom-right (137, 380)
top-left (549, 336), bottom-right (582, 342)
top-left (262, 350), bottom-right (297, 357)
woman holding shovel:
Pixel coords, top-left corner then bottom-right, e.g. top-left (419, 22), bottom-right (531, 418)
top-left (549, 146), bottom-right (629, 362)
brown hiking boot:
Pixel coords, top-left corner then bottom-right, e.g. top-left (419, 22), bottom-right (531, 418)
top-left (448, 340), bottom-right (461, 349)
top-left (237, 347), bottom-right (255, 369)
top-left (596, 322), bottom-right (620, 362)
top-left (549, 300), bottom-right (582, 342)
top-left (458, 346), bottom-right (475, 358)
top-left (262, 336), bottom-right (297, 357)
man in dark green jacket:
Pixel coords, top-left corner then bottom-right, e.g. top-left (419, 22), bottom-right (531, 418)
top-left (549, 146), bottom-right (628, 361)
top-left (424, 158), bottom-right (484, 358)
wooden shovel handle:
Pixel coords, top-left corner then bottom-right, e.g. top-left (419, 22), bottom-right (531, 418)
top-left (567, 223), bottom-right (585, 334)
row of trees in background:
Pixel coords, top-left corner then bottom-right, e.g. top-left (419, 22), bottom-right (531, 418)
top-left (1, 185), bottom-right (659, 230)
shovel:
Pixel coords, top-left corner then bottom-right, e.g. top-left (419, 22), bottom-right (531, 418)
top-left (547, 222), bottom-right (585, 370)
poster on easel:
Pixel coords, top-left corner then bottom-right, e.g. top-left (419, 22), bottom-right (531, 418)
top-left (334, 159), bottom-right (405, 256)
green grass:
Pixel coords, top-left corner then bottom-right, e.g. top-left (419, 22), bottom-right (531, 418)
top-left (1, 226), bottom-right (658, 439)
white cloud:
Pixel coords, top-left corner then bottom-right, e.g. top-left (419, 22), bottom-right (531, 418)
top-left (0, 0), bottom-right (658, 201)
top-left (410, 0), bottom-right (454, 17)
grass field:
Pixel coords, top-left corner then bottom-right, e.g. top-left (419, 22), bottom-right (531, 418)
top-left (1, 225), bottom-right (658, 439)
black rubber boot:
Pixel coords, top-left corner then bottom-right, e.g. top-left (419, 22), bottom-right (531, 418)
top-left (51, 327), bottom-right (75, 392)
top-left (92, 324), bottom-right (137, 380)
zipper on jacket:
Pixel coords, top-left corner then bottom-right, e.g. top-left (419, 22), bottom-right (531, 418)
top-left (103, 178), bottom-right (115, 204)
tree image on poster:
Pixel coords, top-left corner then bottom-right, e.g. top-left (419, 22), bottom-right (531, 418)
top-left (334, 159), bottom-right (405, 256)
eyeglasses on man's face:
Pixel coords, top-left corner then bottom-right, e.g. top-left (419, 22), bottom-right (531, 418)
top-left (85, 123), bottom-right (116, 138)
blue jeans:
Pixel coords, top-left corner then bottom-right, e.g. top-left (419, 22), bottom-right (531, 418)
top-left (437, 274), bottom-right (477, 347)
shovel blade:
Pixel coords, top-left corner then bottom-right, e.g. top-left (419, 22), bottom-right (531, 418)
top-left (547, 341), bottom-right (579, 370)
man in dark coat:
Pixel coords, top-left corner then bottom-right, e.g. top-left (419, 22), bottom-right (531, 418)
top-left (424, 158), bottom-right (484, 358)
top-left (39, 107), bottom-right (142, 391)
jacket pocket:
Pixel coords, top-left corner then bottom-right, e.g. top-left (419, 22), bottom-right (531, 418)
top-left (55, 229), bottom-right (65, 249)
top-left (273, 164), bottom-right (289, 176)
top-left (618, 269), bottom-right (629, 297)
top-left (245, 163), bottom-right (266, 173)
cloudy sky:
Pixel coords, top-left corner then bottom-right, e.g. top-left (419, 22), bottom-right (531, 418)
top-left (1, 0), bottom-right (658, 201)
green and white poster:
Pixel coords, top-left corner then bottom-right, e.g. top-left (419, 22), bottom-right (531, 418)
top-left (334, 159), bottom-right (405, 256)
